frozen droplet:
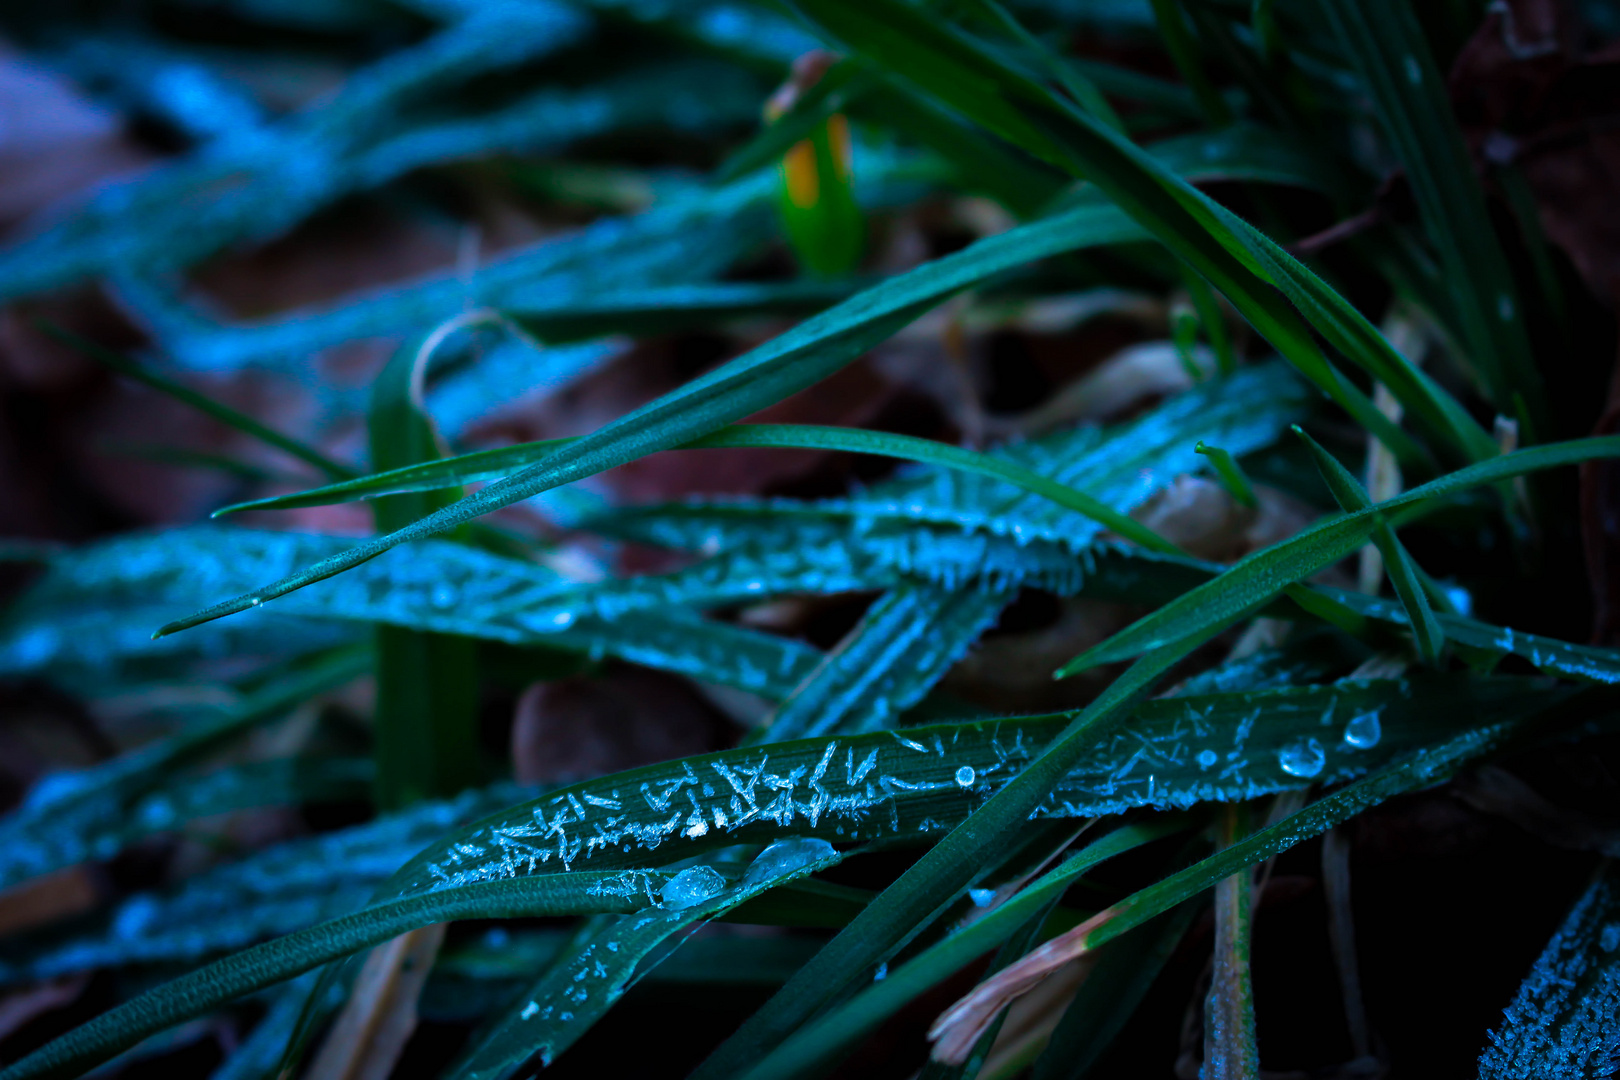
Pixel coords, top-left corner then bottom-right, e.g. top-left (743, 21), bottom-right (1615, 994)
top-left (1196, 749), bottom-right (1218, 770)
top-left (1278, 737), bottom-right (1326, 779)
top-left (954, 765), bottom-right (976, 788)
top-left (741, 837), bottom-right (837, 888)
top-left (873, 962), bottom-right (888, 981)
top-left (1342, 711), bottom-right (1382, 749)
top-left (969, 887), bottom-right (996, 907)
top-left (660, 866), bottom-right (727, 911)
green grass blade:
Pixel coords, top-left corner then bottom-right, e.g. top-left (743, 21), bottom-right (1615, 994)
top-left (442, 840), bottom-right (842, 1076)
top-left (214, 423), bottom-right (1179, 554)
top-left (731, 819), bottom-right (1186, 1080)
top-left (1293, 426), bottom-right (1444, 665)
top-left (1318, 0), bottom-right (1543, 424)
top-left (367, 334), bottom-right (482, 808)
top-left (1075, 723), bottom-right (1523, 958)
top-left (0, 872), bottom-right (679, 1080)
top-left (43, 325), bottom-right (354, 481)
top-left (1057, 437), bottom-right (1620, 676)
top-left (1195, 442), bottom-right (1257, 508)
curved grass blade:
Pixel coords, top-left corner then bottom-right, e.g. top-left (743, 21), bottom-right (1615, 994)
top-left (42, 325), bottom-right (355, 481)
top-left (1195, 442), bottom-right (1257, 508)
top-left (1294, 425), bottom-right (1444, 665)
top-left (0, 872), bottom-right (681, 1080)
top-left (1057, 437), bottom-right (1620, 676)
top-left (1477, 861), bottom-right (1620, 1078)
top-left (443, 839), bottom-right (841, 1078)
top-left (731, 818), bottom-right (1186, 1080)
top-left (215, 422), bottom-right (1180, 554)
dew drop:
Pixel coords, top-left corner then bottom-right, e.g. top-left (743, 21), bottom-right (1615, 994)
top-left (249, 597), bottom-right (263, 607)
top-left (1342, 711), bottom-right (1382, 750)
top-left (873, 962), bottom-right (888, 982)
top-left (954, 765), bottom-right (976, 788)
top-left (969, 887), bottom-right (996, 907)
top-left (520, 1001), bottom-right (540, 1020)
top-left (660, 866), bottom-right (726, 911)
top-left (741, 838), bottom-right (836, 889)
top-left (432, 585), bottom-right (456, 608)
top-left (1278, 737), bottom-right (1326, 779)
top-left (1196, 749), bottom-right (1218, 770)
top-left (549, 610), bottom-right (576, 629)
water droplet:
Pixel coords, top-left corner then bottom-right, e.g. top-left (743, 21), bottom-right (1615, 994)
top-left (432, 584), bottom-right (456, 608)
top-left (873, 962), bottom-right (888, 981)
top-left (249, 597), bottom-right (263, 607)
top-left (954, 765), bottom-right (976, 788)
top-left (1196, 749), bottom-right (1218, 770)
top-left (520, 1001), bottom-right (540, 1020)
top-left (660, 866), bottom-right (727, 911)
top-left (969, 887), bottom-right (996, 907)
top-left (549, 610), bottom-right (576, 629)
top-left (1342, 711), bottom-right (1382, 750)
top-left (1278, 737), bottom-right (1326, 779)
top-left (741, 837), bottom-right (837, 888)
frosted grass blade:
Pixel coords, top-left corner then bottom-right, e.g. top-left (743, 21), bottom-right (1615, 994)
top-left (1057, 437), bottom-right (1620, 676)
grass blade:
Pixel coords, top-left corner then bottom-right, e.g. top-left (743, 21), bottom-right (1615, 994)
top-left (1057, 437), bottom-right (1620, 676)
top-left (1293, 425), bottom-right (1444, 665)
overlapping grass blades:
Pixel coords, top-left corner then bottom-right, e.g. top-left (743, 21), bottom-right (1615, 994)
top-left (0, 673), bottom-right (1571, 1079)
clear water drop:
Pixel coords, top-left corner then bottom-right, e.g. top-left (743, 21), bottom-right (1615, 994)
top-left (1196, 749), bottom-right (1218, 770)
top-left (954, 765), bottom-right (976, 788)
top-left (1342, 711), bottom-right (1382, 750)
top-left (1278, 737), bottom-right (1326, 779)
top-left (740, 837), bottom-right (836, 888)
top-left (249, 597), bottom-right (263, 607)
top-left (873, 962), bottom-right (888, 981)
top-left (549, 610), bottom-right (576, 629)
top-left (660, 866), bottom-right (726, 911)
top-left (969, 887), bottom-right (996, 907)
